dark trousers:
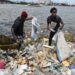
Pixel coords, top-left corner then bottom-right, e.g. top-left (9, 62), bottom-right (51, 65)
top-left (49, 25), bottom-right (60, 46)
top-left (49, 31), bottom-right (56, 46)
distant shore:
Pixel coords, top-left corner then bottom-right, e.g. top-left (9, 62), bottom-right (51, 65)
top-left (0, 1), bottom-right (75, 7)
top-left (10, 2), bottom-right (75, 7)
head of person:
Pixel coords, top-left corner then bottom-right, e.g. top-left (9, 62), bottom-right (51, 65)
top-left (21, 11), bottom-right (28, 21)
top-left (50, 7), bottom-right (57, 16)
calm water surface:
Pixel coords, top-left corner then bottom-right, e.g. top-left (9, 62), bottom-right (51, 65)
top-left (0, 4), bottom-right (75, 35)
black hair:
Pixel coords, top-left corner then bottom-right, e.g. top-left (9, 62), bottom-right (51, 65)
top-left (50, 7), bottom-right (57, 13)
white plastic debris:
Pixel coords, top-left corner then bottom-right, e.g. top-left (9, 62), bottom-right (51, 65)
top-left (71, 69), bottom-right (75, 75)
top-left (17, 64), bottom-right (28, 75)
top-left (0, 69), bottom-right (13, 75)
top-left (31, 17), bottom-right (41, 41)
top-left (61, 68), bottom-right (71, 75)
top-left (43, 45), bottom-right (55, 49)
top-left (8, 61), bottom-right (18, 70)
top-left (0, 70), bottom-right (5, 75)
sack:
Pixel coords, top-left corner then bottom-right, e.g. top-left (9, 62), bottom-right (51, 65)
top-left (31, 17), bottom-right (41, 41)
top-left (52, 29), bottom-right (60, 42)
top-left (52, 32), bottom-right (58, 42)
top-left (56, 31), bottom-right (73, 62)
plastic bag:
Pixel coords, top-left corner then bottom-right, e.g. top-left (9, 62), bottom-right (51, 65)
top-left (0, 69), bottom-right (12, 75)
top-left (0, 70), bottom-right (5, 75)
top-left (56, 31), bottom-right (73, 62)
top-left (17, 64), bottom-right (28, 75)
top-left (31, 17), bottom-right (41, 41)
top-left (52, 32), bottom-right (58, 42)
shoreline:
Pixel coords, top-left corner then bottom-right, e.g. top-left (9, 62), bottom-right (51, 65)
top-left (0, 3), bottom-right (75, 7)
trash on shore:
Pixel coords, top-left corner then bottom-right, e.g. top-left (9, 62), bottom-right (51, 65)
top-left (0, 31), bottom-right (75, 75)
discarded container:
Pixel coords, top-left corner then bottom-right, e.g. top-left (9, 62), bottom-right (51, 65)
top-left (62, 60), bottom-right (70, 67)
top-left (0, 60), bottom-right (6, 69)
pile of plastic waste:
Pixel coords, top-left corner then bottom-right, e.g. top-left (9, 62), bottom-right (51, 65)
top-left (0, 30), bottom-right (75, 75)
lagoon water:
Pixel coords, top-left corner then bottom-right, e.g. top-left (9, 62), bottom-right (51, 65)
top-left (0, 4), bottom-right (75, 35)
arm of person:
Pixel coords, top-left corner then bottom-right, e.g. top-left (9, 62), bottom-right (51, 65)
top-left (47, 17), bottom-right (51, 31)
top-left (11, 28), bottom-right (17, 40)
top-left (59, 18), bottom-right (64, 30)
top-left (26, 17), bottom-right (33, 21)
top-left (47, 23), bottom-right (51, 31)
top-left (47, 24), bottom-right (55, 32)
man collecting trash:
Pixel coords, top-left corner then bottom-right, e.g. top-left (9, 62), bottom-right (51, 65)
top-left (47, 7), bottom-right (64, 46)
top-left (11, 11), bottom-right (33, 49)
top-left (11, 11), bottom-right (33, 42)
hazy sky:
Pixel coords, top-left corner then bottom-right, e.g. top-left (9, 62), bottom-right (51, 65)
top-left (52, 0), bottom-right (75, 4)
top-left (10, 0), bottom-right (75, 4)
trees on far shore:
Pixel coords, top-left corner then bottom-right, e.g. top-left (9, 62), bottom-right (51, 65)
top-left (0, 0), bottom-right (8, 3)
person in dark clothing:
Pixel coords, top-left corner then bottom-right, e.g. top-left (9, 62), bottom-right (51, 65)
top-left (11, 11), bottom-right (33, 42)
top-left (47, 7), bottom-right (64, 46)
